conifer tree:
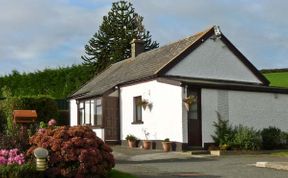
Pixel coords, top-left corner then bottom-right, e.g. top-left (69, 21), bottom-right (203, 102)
top-left (82, 1), bottom-right (159, 73)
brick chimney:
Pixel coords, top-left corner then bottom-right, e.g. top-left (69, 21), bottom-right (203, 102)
top-left (130, 39), bottom-right (145, 58)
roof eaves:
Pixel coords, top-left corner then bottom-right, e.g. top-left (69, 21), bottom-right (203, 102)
top-left (68, 63), bottom-right (117, 99)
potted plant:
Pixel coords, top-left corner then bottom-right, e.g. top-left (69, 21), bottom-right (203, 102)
top-left (183, 95), bottom-right (197, 111)
top-left (125, 134), bottom-right (137, 148)
top-left (142, 129), bottom-right (151, 150)
top-left (162, 138), bottom-right (172, 152)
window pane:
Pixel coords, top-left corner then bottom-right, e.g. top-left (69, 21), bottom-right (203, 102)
top-left (96, 98), bottom-right (102, 105)
top-left (85, 100), bottom-right (90, 124)
top-left (79, 102), bottom-right (83, 108)
top-left (79, 108), bottom-right (84, 125)
top-left (94, 98), bottom-right (102, 126)
top-left (97, 114), bottom-right (102, 126)
top-left (91, 100), bottom-right (95, 126)
top-left (134, 96), bottom-right (142, 122)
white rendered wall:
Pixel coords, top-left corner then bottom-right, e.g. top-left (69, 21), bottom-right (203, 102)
top-left (201, 89), bottom-right (288, 144)
top-left (120, 80), bottom-right (184, 142)
top-left (166, 39), bottom-right (262, 84)
top-left (70, 99), bottom-right (78, 126)
top-left (93, 129), bottom-right (105, 140)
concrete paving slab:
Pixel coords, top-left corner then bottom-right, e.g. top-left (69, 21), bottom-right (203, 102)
top-left (256, 161), bottom-right (288, 171)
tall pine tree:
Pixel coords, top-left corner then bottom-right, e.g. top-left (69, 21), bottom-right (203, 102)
top-left (82, 1), bottom-right (159, 73)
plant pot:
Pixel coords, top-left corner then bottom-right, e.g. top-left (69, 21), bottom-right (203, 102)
top-left (143, 140), bottom-right (152, 150)
top-left (162, 142), bottom-right (171, 152)
top-left (128, 140), bottom-right (137, 148)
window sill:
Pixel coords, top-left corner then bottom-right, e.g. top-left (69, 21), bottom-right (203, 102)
top-left (131, 121), bottom-right (144, 125)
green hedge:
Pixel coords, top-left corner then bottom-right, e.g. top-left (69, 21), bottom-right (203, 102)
top-left (0, 95), bottom-right (58, 131)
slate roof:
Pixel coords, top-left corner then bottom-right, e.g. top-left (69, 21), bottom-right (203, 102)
top-left (70, 25), bottom-right (270, 99)
top-left (70, 27), bottom-right (213, 99)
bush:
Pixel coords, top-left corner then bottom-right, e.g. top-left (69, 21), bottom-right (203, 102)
top-left (261, 127), bottom-right (282, 150)
top-left (0, 162), bottom-right (40, 178)
top-left (27, 126), bottom-right (115, 177)
top-left (280, 131), bottom-right (288, 145)
top-left (125, 134), bottom-right (137, 141)
top-left (232, 125), bottom-right (261, 150)
top-left (0, 94), bottom-right (58, 131)
top-left (0, 149), bottom-right (25, 165)
top-left (0, 126), bottom-right (31, 152)
top-left (211, 113), bottom-right (235, 149)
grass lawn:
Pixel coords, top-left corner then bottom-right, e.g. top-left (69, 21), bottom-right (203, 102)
top-left (108, 169), bottom-right (138, 178)
top-left (271, 151), bottom-right (288, 157)
top-left (263, 72), bottom-right (288, 87)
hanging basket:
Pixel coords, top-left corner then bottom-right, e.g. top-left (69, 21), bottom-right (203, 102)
top-left (183, 95), bottom-right (196, 111)
top-left (184, 102), bottom-right (190, 111)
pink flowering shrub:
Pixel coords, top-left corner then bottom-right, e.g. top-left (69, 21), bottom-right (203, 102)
top-left (27, 125), bottom-right (115, 177)
top-left (48, 119), bottom-right (57, 127)
top-left (0, 149), bottom-right (25, 165)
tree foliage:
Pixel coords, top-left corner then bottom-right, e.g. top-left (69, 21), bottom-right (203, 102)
top-left (0, 65), bottom-right (93, 99)
top-left (82, 0), bottom-right (159, 73)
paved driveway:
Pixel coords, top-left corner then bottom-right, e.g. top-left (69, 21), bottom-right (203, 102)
top-left (112, 146), bottom-right (288, 178)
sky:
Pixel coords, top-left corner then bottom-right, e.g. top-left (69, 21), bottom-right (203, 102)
top-left (0, 0), bottom-right (288, 76)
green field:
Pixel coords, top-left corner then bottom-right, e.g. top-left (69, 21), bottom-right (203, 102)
top-left (263, 72), bottom-right (288, 88)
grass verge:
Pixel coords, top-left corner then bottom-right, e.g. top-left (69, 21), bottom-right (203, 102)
top-left (108, 169), bottom-right (138, 178)
top-left (271, 151), bottom-right (288, 157)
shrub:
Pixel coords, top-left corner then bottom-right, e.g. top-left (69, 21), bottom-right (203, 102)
top-left (280, 131), bottom-right (288, 145)
top-left (27, 125), bottom-right (115, 177)
top-left (0, 126), bottom-right (31, 152)
top-left (211, 113), bottom-right (234, 148)
top-left (261, 127), bottom-right (282, 150)
top-left (125, 134), bottom-right (137, 141)
top-left (232, 125), bottom-right (261, 150)
top-left (0, 93), bottom-right (59, 131)
top-left (0, 162), bottom-right (40, 178)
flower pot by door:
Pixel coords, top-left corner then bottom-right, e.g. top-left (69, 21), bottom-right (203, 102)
top-left (128, 140), bottom-right (136, 148)
top-left (143, 140), bottom-right (152, 150)
top-left (162, 142), bottom-right (171, 152)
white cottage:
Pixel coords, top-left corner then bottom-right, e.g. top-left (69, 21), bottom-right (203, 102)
top-left (69, 26), bottom-right (288, 150)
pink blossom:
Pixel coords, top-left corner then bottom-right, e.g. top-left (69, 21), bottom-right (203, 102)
top-left (38, 128), bottom-right (46, 134)
top-left (48, 119), bottom-right (57, 126)
top-left (0, 149), bottom-right (25, 165)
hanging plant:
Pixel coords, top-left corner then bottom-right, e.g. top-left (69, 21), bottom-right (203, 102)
top-left (137, 99), bottom-right (150, 110)
top-left (183, 95), bottom-right (197, 111)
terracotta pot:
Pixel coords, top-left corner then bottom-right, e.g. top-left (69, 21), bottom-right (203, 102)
top-left (162, 142), bottom-right (171, 152)
top-left (128, 140), bottom-right (136, 148)
top-left (143, 140), bottom-right (152, 150)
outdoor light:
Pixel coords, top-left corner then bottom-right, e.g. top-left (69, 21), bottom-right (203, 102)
top-left (34, 147), bottom-right (49, 171)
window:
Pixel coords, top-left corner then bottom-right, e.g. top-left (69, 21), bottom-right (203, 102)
top-left (132, 96), bottom-right (143, 124)
top-left (94, 98), bottom-right (102, 126)
top-left (77, 98), bottom-right (102, 127)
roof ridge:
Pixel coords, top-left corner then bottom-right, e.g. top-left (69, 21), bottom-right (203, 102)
top-left (134, 26), bottom-right (214, 58)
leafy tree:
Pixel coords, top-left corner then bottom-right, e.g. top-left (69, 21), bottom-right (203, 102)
top-left (82, 0), bottom-right (159, 73)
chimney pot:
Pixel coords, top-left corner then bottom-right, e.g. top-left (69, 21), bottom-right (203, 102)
top-left (130, 39), bottom-right (145, 58)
